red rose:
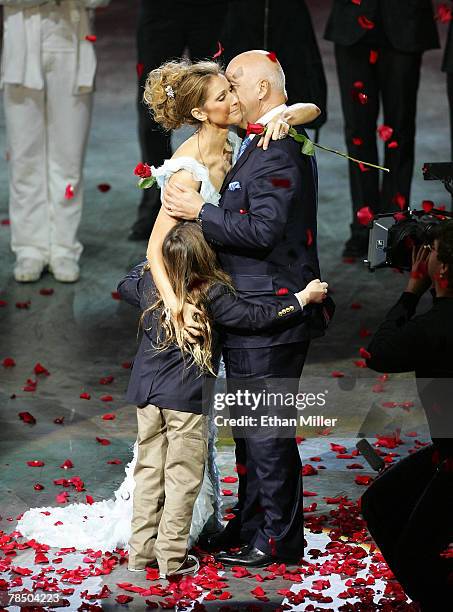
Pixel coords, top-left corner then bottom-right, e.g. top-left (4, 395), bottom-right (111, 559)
top-left (134, 163), bottom-right (152, 178)
top-left (246, 123), bottom-right (265, 137)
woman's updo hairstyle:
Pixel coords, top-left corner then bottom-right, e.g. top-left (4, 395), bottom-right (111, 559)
top-left (143, 59), bottom-right (222, 130)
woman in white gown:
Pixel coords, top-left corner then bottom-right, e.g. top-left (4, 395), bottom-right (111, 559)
top-left (16, 57), bottom-right (320, 553)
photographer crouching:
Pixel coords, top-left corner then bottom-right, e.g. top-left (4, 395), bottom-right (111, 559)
top-left (362, 220), bottom-right (453, 610)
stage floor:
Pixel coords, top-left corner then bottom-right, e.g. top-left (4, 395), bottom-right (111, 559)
top-left (0, 0), bottom-right (449, 608)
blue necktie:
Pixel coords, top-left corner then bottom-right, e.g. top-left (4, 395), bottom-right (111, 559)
top-left (237, 135), bottom-right (253, 159)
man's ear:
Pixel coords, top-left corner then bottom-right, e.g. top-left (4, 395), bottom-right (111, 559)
top-left (191, 107), bottom-right (207, 122)
top-left (257, 79), bottom-right (270, 100)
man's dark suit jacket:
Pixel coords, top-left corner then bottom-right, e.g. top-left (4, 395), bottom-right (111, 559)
top-left (324, 0), bottom-right (439, 52)
top-left (118, 263), bottom-right (304, 413)
top-left (366, 291), bottom-right (453, 455)
top-left (201, 132), bottom-right (322, 349)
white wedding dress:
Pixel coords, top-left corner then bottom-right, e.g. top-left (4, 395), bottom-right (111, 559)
top-left (16, 153), bottom-right (240, 552)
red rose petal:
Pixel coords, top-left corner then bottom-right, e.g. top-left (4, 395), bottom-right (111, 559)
top-left (39, 288), bottom-right (54, 296)
top-left (352, 137), bottom-right (363, 146)
top-left (369, 49), bottom-right (379, 64)
top-left (306, 228), bottom-right (314, 247)
top-left (27, 460), bottom-right (45, 467)
top-left (54, 416), bottom-right (65, 424)
top-left (2, 357), bottom-right (16, 368)
top-left (377, 124), bottom-right (393, 142)
top-left (331, 371), bottom-right (345, 378)
top-left (355, 475), bottom-right (373, 485)
top-left (357, 92), bottom-right (368, 105)
top-left (276, 287), bottom-right (289, 296)
top-left (221, 489), bottom-right (234, 496)
top-left (267, 51), bottom-right (278, 62)
top-left (116, 595), bottom-right (133, 604)
top-left (85, 35), bottom-right (97, 42)
top-left (65, 184), bottom-right (75, 200)
top-left (356, 205), bottom-right (374, 226)
top-left (358, 162), bottom-right (371, 172)
top-left (121, 361), bottom-right (132, 369)
top-left (56, 491), bottom-right (69, 503)
top-left (107, 458), bottom-right (122, 464)
top-left (213, 41), bottom-right (224, 59)
top-left (1, 218), bottom-right (10, 226)
top-left (437, 3), bottom-right (453, 23)
top-left (96, 437), bottom-right (111, 446)
top-left (97, 183), bottom-right (111, 193)
top-left (392, 192), bottom-right (407, 210)
top-left (34, 362), bottom-right (50, 376)
top-left (358, 15), bottom-right (375, 29)
top-left (136, 63), bottom-right (144, 78)
top-left (387, 140), bottom-right (399, 149)
top-left (34, 483), bottom-right (45, 490)
top-left (102, 413), bottom-right (116, 420)
top-left (16, 301), bottom-right (31, 309)
top-left (86, 495), bottom-right (94, 505)
top-left (359, 347), bottom-right (371, 359)
top-left (422, 200), bottom-right (435, 213)
top-left (100, 395), bottom-right (113, 402)
top-left (111, 291), bottom-right (121, 300)
top-left (302, 464), bottom-right (318, 476)
top-left (19, 411), bottom-right (36, 424)
top-left (99, 375), bottom-right (114, 385)
top-left (60, 459), bottom-right (74, 469)
top-left (271, 177), bottom-right (291, 188)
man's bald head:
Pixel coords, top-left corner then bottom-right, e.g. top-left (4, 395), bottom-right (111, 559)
top-left (227, 50), bottom-right (287, 97)
top-left (226, 50), bottom-right (287, 125)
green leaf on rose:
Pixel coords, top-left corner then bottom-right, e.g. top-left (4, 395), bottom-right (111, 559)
top-left (138, 176), bottom-right (157, 190)
top-left (301, 137), bottom-right (315, 156)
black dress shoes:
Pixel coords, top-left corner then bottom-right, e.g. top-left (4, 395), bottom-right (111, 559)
top-left (216, 545), bottom-right (276, 567)
top-left (198, 528), bottom-right (243, 552)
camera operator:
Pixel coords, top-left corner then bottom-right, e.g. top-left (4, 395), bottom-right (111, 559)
top-left (361, 220), bottom-right (453, 610)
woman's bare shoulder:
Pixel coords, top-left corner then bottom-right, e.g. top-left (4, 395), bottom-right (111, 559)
top-left (171, 136), bottom-right (201, 162)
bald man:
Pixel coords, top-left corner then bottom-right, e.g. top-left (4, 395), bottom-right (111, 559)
top-left (163, 51), bottom-right (328, 567)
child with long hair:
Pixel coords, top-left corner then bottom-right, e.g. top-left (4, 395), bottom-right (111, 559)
top-left (118, 221), bottom-right (328, 578)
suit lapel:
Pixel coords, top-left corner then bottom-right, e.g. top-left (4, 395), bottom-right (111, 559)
top-left (220, 136), bottom-right (260, 196)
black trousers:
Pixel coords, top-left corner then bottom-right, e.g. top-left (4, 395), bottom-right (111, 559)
top-left (223, 341), bottom-right (309, 558)
top-left (132, 0), bottom-right (228, 235)
top-left (334, 43), bottom-right (422, 237)
top-left (448, 73), bottom-right (453, 160)
top-left (361, 445), bottom-right (453, 609)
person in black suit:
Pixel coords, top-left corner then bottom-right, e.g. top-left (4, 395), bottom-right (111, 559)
top-left (221, 0), bottom-right (327, 132)
top-left (129, 0), bottom-right (229, 241)
top-left (362, 221), bottom-right (453, 608)
top-left (324, 0), bottom-right (440, 257)
top-left (443, 15), bottom-right (453, 158)
top-left (161, 51), bottom-right (332, 566)
top-left (118, 222), bottom-right (327, 577)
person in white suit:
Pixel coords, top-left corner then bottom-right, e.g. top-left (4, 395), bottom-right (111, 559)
top-left (1, 0), bottom-right (109, 282)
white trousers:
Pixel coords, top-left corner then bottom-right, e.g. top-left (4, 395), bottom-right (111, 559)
top-left (4, 49), bottom-right (93, 263)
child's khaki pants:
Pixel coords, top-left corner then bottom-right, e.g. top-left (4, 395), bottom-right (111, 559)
top-left (128, 404), bottom-right (207, 574)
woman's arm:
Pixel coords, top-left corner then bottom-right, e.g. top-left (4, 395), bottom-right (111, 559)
top-left (259, 103), bottom-right (321, 149)
top-left (146, 169), bottom-right (200, 314)
top-left (283, 102), bottom-right (321, 127)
